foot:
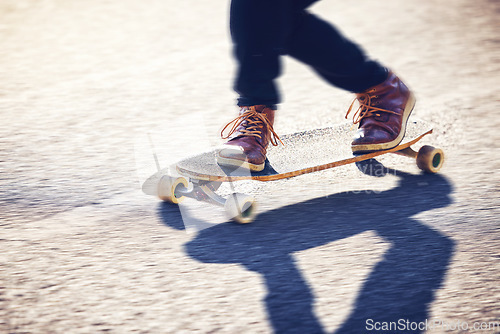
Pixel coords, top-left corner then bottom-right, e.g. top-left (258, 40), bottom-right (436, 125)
top-left (346, 71), bottom-right (416, 153)
top-left (217, 105), bottom-right (282, 172)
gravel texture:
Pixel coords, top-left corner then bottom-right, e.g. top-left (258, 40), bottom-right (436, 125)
top-left (1, 0), bottom-right (499, 333)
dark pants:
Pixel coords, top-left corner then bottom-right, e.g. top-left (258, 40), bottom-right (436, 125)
top-left (230, 0), bottom-right (387, 107)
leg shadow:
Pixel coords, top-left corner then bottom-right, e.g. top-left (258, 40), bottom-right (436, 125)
top-left (160, 166), bottom-right (455, 334)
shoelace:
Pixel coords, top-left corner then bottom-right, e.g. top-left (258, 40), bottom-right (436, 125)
top-left (221, 107), bottom-right (283, 146)
top-left (345, 92), bottom-right (398, 124)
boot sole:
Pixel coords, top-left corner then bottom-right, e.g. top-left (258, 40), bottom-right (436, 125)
top-left (216, 148), bottom-right (265, 172)
top-left (216, 155), bottom-right (265, 172)
top-left (351, 93), bottom-right (416, 153)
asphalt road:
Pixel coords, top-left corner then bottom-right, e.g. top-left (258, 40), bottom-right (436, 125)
top-left (1, 0), bottom-right (499, 333)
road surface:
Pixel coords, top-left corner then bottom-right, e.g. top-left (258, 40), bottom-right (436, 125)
top-left (1, 0), bottom-right (499, 333)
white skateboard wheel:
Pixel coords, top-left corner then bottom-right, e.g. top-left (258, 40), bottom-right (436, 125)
top-left (158, 176), bottom-right (188, 204)
top-left (224, 193), bottom-right (257, 224)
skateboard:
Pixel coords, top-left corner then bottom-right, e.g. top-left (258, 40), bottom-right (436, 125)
top-left (142, 119), bottom-right (444, 223)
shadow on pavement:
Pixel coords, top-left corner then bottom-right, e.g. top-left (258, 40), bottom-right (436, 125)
top-left (159, 161), bottom-right (455, 334)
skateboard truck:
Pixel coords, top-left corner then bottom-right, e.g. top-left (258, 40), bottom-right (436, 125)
top-left (155, 175), bottom-right (257, 224)
top-left (142, 132), bottom-right (257, 224)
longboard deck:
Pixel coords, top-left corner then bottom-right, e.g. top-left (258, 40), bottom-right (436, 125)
top-left (176, 119), bottom-right (433, 182)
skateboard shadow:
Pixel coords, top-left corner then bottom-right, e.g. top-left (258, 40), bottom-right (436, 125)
top-left (159, 164), bottom-right (455, 334)
top-left (219, 158), bottom-right (279, 177)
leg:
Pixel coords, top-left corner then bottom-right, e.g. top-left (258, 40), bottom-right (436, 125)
top-left (287, 10), bottom-right (387, 93)
top-left (287, 10), bottom-right (415, 153)
top-left (230, 0), bottom-right (312, 107)
top-left (218, 0), bottom-right (315, 171)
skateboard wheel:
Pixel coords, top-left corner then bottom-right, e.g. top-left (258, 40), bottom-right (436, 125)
top-left (224, 193), bottom-right (257, 224)
top-left (158, 176), bottom-right (188, 204)
top-left (416, 145), bottom-right (444, 173)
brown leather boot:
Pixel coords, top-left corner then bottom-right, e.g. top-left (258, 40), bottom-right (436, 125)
top-left (346, 71), bottom-right (416, 153)
top-left (217, 105), bottom-right (282, 172)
